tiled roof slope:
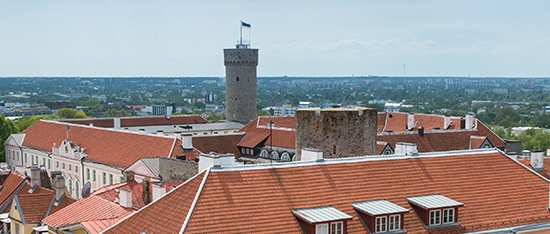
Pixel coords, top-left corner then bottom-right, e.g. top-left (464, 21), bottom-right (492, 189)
top-left (104, 149), bottom-right (550, 233)
top-left (42, 194), bottom-right (133, 229)
top-left (92, 180), bottom-right (146, 210)
top-left (15, 191), bottom-right (76, 224)
top-left (238, 116), bottom-right (295, 149)
top-left (192, 133), bottom-right (244, 157)
top-left (62, 115), bottom-right (208, 128)
top-left (103, 171), bottom-right (206, 234)
top-left (0, 172), bottom-right (27, 212)
top-left (21, 121), bottom-right (183, 168)
top-left (519, 157), bottom-right (550, 179)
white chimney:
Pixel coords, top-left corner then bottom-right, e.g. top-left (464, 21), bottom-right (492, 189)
top-left (395, 142), bottom-right (418, 155)
top-left (407, 114), bottom-right (415, 130)
top-left (152, 183), bottom-right (166, 201)
top-left (114, 117), bottom-right (121, 129)
top-left (444, 116), bottom-right (452, 129)
top-left (181, 134), bottom-right (193, 150)
top-left (30, 168), bottom-right (41, 187)
top-left (301, 148), bottom-right (323, 161)
top-left (198, 153), bottom-right (235, 172)
top-left (54, 176), bottom-right (66, 201)
top-left (465, 113), bottom-right (474, 129)
top-left (531, 151), bottom-right (544, 171)
top-left (119, 188), bottom-right (133, 208)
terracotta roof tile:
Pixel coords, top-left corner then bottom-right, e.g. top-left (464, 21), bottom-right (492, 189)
top-left (0, 172), bottom-right (27, 211)
top-left (103, 171), bottom-right (206, 234)
top-left (470, 136), bottom-right (487, 149)
top-left (192, 133), bottom-right (244, 157)
top-left (63, 115), bottom-right (208, 128)
top-left (92, 180), bottom-right (146, 210)
top-left (105, 150), bottom-right (550, 233)
top-left (22, 121), bottom-right (183, 168)
top-left (519, 157), bottom-right (550, 179)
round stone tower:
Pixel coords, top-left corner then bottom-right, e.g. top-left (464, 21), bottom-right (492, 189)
top-left (224, 46), bottom-right (259, 124)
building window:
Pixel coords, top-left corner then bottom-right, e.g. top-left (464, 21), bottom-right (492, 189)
top-left (102, 172), bottom-right (106, 185)
top-left (443, 208), bottom-right (454, 224)
top-left (376, 216), bottom-right (387, 232)
top-left (16, 152), bottom-right (19, 161)
top-left (330, 222), bottom-right (343, 234)
top-left (86, 168), bottom-right (90, 180)
top-left (75, 182), bottom-right (79, 198)
top-left (68, 179), bottom-right (73, 197)
top-left (56, 161), bottom-right (59, 168)
top-left (47, 159), bottom-right (51, 169)
top-left (93, 170), bottom-right (96, 182)
top-left (75, 166), bottom-right (78, 173)
top-left (332, 145), bottom-right (337, 154)
top-left (109, 174), bottom-right (113, 185)
top-left (430, 210), bottom-right (441, 226)
top-left (69, 164), bottom-right (72, 171)
top-left (24, 153), bottom-right (27, 163)
top-left (389, 214), bottom-right (400, 231)
top-left (62, 163), bottom-right (65, 169)
top-left (315, 223), bottom-right (328, 234)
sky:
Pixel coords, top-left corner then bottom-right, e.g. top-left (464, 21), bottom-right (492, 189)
top-left (1, 0), bottom-right (549, 77)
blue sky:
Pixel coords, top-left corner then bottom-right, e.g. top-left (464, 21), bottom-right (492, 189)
top-left (1, 0), bottom-right (549, 77)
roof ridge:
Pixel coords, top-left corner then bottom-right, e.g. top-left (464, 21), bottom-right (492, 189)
top-left (211, 148), bottom-right (502, 172)
top-left (101, 170), bottom-right (208, 234)
top-left (179, 168), bottom-right (211, 233)
top-left (40, 120), bottom-right (177, 139)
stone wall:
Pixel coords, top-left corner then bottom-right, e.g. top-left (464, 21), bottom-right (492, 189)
top-left (224, 48), bottom-right (259, 124)
top-left (295, 107), bottom-right (377, 160)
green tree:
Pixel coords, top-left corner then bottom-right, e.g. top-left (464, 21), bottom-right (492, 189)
top-left (14, 115), bottom-right (53, 132)
top-left (106, 108), bottom-right (118, 117)
top-left (56, 108), bottom-right (78, 119)
top-left (0, 115), bottom-right (19, 161)
top-left (517, 128), bottom-right (550, 151)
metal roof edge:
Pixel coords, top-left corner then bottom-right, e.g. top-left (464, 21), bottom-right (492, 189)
top-left (466, 221), bottom-right (550, 234)
top-left (211, 148), bottom-right (502, 172)
top-left (179, 168), bottom-right (211, 233)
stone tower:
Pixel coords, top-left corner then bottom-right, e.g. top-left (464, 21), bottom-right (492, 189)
top-left (224, 44), bottom-right (259, 124)
top-left (295, 107), bottom-right (377, 160)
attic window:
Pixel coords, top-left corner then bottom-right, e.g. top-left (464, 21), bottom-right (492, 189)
top-left (407, 194), bottom-right (463, 228)
top-left (292, 206), bottom-right (352, 234)
top-left (352, 200), bottom-right (408, 233)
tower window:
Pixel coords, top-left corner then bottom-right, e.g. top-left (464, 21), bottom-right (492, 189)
top-left (236, 77), bottom-right (239, 81)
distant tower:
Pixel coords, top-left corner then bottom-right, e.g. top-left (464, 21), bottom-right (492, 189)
top-left (295, 107), bottom-right (377, 160)
top-left (224, 23), bottom-right (259, 124)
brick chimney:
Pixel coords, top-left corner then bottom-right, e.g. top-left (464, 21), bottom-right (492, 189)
top-left (54, 176), bottom-right (66, 201)
top-left (142, 178), bottom-right (151, 205)
top-left (123, 170), bottom-right (135, 182)
top-left (30, 168), bottom-right (41, 187)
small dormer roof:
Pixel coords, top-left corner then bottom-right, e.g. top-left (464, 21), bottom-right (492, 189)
top-left (352, 200), bottom-right (408, 216)
top-left (407, 194), bottom-right (463, 209)
top-left (291, 206), bottom-right (352, 224)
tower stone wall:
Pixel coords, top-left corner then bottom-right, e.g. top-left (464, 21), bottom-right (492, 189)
top-left (224, 48), bottom-right (259, 124)
top-left (295, 107), bottom-right (377, 160)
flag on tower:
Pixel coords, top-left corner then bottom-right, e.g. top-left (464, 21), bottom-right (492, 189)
top-left (241, 21), bottom-right (251, 28)
top-left (67, 124), bottom-right (70, 131)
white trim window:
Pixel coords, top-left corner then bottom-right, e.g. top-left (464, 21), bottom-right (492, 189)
top-left (429, 210), bottom-right (441, 226)
top-left (376, 216), bottom-right (387, 232)
top-left (389, 214), bottom-right (400, 231)
top-left (330, 222), bottom-right (343, 234)
top-left (443, 208), bottom-right (454, 224)
top-left (316, 223), bottom-right (328, 234)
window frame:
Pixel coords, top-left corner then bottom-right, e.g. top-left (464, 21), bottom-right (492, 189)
top-left (443, 208), bottom-right (454, 224)
top-left (330, 221), bottom-right (343, 234)
top-left (315, 223), bottom-right (329, 234)
top-left (429, 210), bottom-right (442, 226)
top-left (93, 170), bottom-right (96, 182)
top-left (389, 214), bottom-right (400, 231)
top-left (375, 216), bottom-right (387, 233)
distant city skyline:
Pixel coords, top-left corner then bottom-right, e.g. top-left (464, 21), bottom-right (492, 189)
top-left (1, 0), bottom-right (549, 77)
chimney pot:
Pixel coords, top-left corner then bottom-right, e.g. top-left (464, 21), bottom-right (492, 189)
top-left (123, 170), bottom-right (135, 182)
top-left (30, 168), bottom-right (41, 187)
top-left (54, 176), bottom-right (66, 201)
top-left (119, 188), bottom-right (133, 208)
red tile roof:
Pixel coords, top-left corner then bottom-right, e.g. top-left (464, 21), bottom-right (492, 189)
top-left (14, 190), bottom-right (76, 224)
top-left (42, 194), bottom-right (133, 229)
top-left (519, 157), bottom-right (550, 179)
top-left (192, 133), bottom-right (244, 157)
top-left (470, 136), bottom-right (487, 149)
top-left (238, 116), bottom-right (296, 149)
top-left (92, 180), bottom-right (146, 210)
top-left (103, 171), bottom-right (206, 234)
top-left (0, 172), bottom-right (27, 212)
top-left (63, 115), bottom-right (208, 128)
top-left (104, 149), bottom-right (550, 233)
top-left (21, 121), bottom-right (183, 168)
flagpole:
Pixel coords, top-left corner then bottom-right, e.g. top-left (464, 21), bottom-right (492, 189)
top-left (240, 21), bottom-right (243, 45)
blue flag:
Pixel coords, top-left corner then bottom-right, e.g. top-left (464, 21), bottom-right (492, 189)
top-left (67, 124), bottom-right (70, 131)
top-left (241, 21), bottom-right (251, 28)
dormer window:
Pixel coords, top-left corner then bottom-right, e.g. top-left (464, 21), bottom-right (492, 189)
top-left (407, 194), bottom-right (463, 228)
top-left (292, 206), bottom-right (352, 234)
top-left (352, 200), bottom-right (408, 233)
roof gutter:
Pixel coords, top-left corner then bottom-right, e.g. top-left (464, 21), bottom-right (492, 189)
top-left (466, 221), bottom-right (550, 234)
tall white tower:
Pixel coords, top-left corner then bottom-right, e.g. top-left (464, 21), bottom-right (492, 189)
top-left (224, 26), bottom-right (259, 124)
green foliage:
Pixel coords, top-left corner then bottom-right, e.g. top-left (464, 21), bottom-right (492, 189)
top-left (206, 114), bottom-right (226, 121)
top-left (106, 108), bottom-right (129, 117)
top-left (256, 110), bottom-right (271, 116)
top-left (517, 128), bottom-right (550, 151)
top-left (14, 115), bottom-right (54, 132)
top-left (56, 108), bottom-right (88, 119)
top-left (0, 115), bottom-right (19, 162)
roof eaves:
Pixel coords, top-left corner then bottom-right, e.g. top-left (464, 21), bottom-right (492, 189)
top-left (179, 168), bottom-right (211, 233)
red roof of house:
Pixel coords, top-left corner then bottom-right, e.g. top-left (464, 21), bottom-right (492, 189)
top-left (14, 189), bottom-right (75, 224)
top-left (63, 115), bottom-right (208, 128)
top-left (0, 172), bottom-right (27, 212)
top-left (192, 133), bottom-right (244, 157)
top-left (92, 180), bottom-right (146, 210)
top-left (104, 149), bottom-right (550, 233)
top-left (236, 113), bottom-right (505, 154)
top-left (21, 121), bottom-right (183, 168)
top-left (104, 172), bottom-right (206, 234)
top-left (519, 157), bottom-right (550, 179)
